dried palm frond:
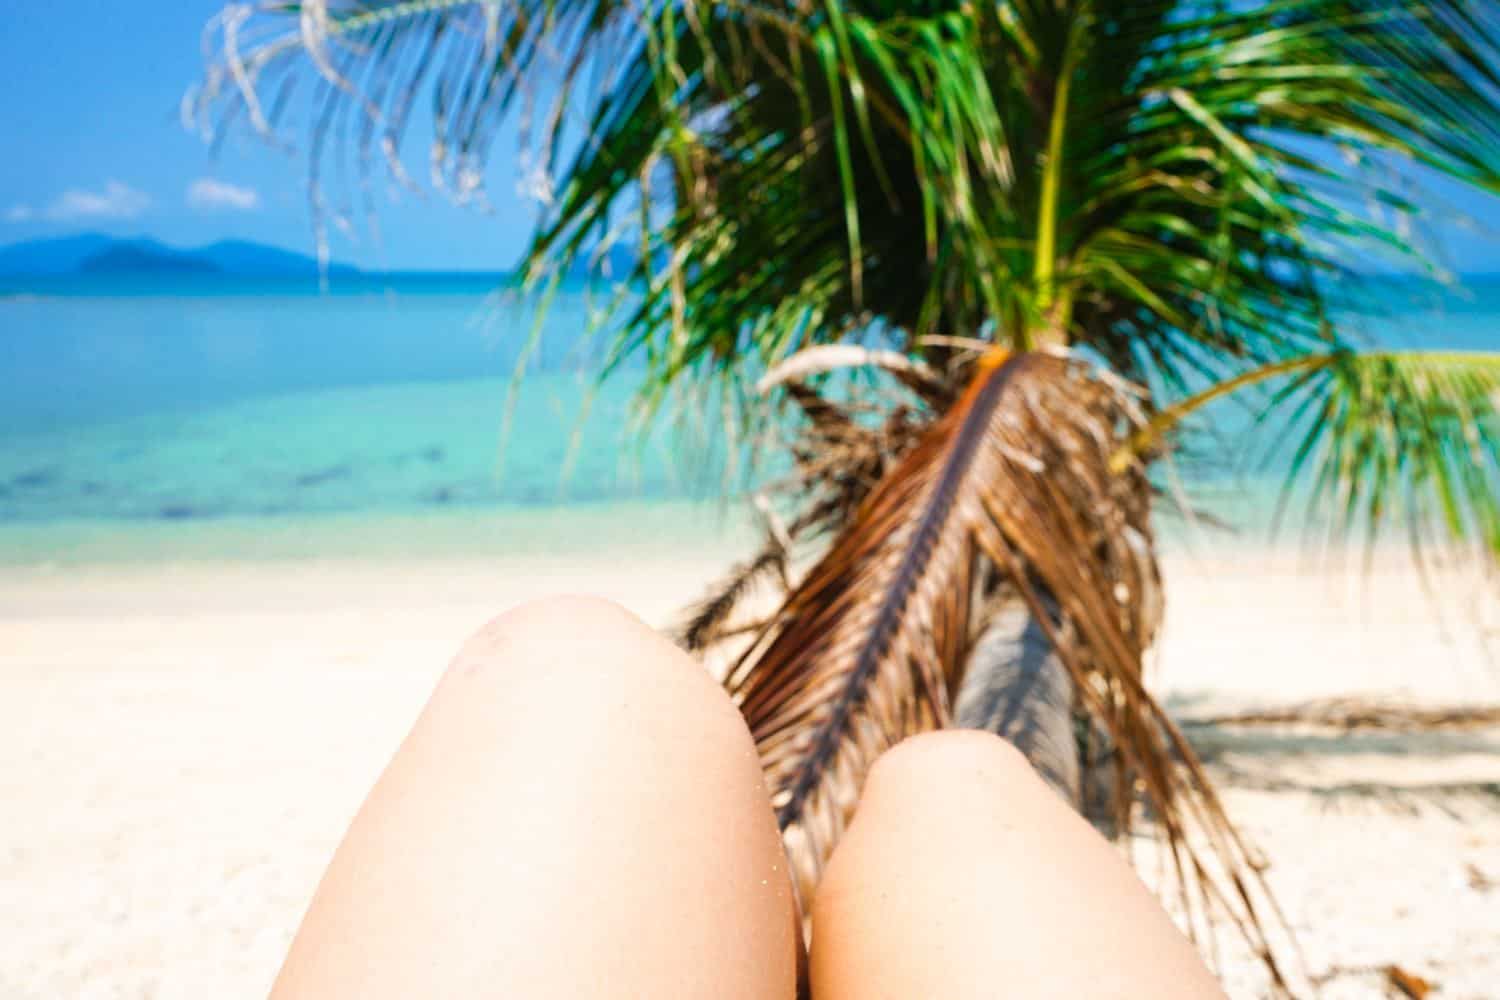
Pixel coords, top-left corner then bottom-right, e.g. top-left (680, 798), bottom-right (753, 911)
top-left (674, 392), bottom-right (920, 654)
top-left (757, 345), bottom-right (950, 406)
top-left (724, 349), bottom-right (1288, 989)
top-left (675, 543), bottom-right (787, 652)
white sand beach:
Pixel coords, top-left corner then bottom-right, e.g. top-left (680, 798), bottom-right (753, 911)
top-left (2, 517), bottom-right (1497, 999)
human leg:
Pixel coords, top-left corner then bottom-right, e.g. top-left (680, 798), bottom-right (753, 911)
top-left (272, 595), bottom-right (798, 999)
top-left (810, 730), bottom-right (1223, 999)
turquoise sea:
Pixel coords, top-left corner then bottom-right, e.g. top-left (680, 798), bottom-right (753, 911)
top-left (1, 272), bottom-right (1497, 564)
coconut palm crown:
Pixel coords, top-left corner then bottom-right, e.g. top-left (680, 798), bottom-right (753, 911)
top-left (192, 1), bottom-right (1500, 991)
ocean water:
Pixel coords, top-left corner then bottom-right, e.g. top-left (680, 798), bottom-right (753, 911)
top-left (1, 273), bottom-right (1497, 564)
top-left (0, 275), bottom-right (750, 563)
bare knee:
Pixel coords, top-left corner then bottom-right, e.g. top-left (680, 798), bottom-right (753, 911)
top-left (819, 731), bottom-right (1034, 887)
top-left (436, 593), bottom-right (754, 754)
top-left (813, 737), bottom-right (1220, 1000)
top-left (457, 594), bottom-right (648, 671)
top-left (818, 731), bottom-right (1047, 902)
top-left (454, 594), bottom-right (687, 685)
top-left (816, 730), bottom-right (1075, 950)
top-left (865, 729), bottom-right (1038, 804)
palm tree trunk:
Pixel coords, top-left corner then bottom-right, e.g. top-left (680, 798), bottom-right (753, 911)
top-left (955, 598), bottom-right (1123, 837)
top-left (954, 599), bottom-right (1082, 805)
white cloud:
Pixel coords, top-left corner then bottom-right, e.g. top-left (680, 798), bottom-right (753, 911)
top-left (48, 180), bottom-right (151, 220)
top-left (5, 204), bottom-right (33, 222)
top-left (187, 177), bottom-right (260, 212)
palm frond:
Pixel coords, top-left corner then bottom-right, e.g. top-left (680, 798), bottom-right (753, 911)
top-left (190, 0), bottom-right (631, 265)
top-left (726, 350), bottom-right (1286, 988)
top-left (1118, 348), bottom-right (1500, 567)
top-left (194, 1), bottom-right (1500, 422)
top-left (674, 540), bottom-right (787, 651)
top-left (1276, 350), bottom-right (1500, 560)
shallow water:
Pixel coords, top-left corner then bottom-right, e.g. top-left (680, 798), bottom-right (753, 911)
top-left (2, 273), bottom-right (1496, 562)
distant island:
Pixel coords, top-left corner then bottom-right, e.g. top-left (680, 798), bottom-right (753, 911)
top-left (79, 244), bottom-right (223, 276)
top-left (0, 233), bottom-right (641, 289)
top-left (0, 234), bottom-right (359, 279)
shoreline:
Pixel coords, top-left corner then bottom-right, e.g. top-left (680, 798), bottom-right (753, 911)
top-left (2, 491), bottom-right (1489, 558)
top-left (0, 499), bottom-right (757, 568)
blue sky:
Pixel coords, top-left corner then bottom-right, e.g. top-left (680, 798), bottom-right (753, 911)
top-left (0, 1), bottom-right (538, 270)
top-left (3, 1), bottom-right (1500, 273)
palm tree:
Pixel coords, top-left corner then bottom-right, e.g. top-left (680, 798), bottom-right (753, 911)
top-left (191, 1), bottom-right (1500, 990)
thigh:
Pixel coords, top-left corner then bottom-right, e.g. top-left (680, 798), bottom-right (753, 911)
top-left (272, 595), bottom-right (799, 999)
top-left (810, 730), bottom-right (1224, 999)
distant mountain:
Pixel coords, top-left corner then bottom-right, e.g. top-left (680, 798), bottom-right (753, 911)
top-left (0, 234), bottom-right (115, 276)
top-left (79, 243), bottom-right (223, 276)
top-left (196, 239), bottom-right (359, 277)
top-left (0, 234), bottom-right (357, 278)
top-left (0, 233), bottom-right (647, 283)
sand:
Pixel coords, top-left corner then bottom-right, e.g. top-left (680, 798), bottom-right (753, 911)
top-left (1, 535), bottom-right (1497, 999)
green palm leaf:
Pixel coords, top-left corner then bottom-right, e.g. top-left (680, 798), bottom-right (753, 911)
top-left (1124, 349), bottom-right (1500, 564)
top-left (191, 2), bottom-right (1500, 401)
top-left (1279, 351), bottom-right (1500, 558)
